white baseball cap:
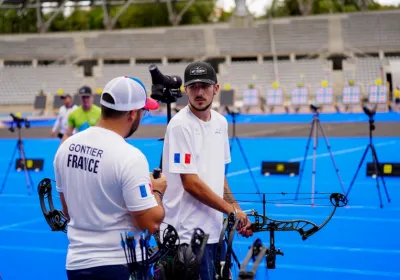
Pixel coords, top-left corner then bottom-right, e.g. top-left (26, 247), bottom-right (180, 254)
top-left (100, 76), bottom-right (159, 111)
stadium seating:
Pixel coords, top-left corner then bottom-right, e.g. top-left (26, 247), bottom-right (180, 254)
top-left (86, 29), bottom-right (206, 59)
top-left (0, 65), bottom-right (82, 105)
top-left (0, 37), bottom-right (75, 60)
top-left (269, 18), bottom-right (330, 55)
top-left (341, 11), bottom-right (400, 52)
top-left (0, 10), bottom-right (399, 113)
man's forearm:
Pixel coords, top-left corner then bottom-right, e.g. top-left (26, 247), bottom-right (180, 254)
top-left (223, 177), bottom-right (241, 210)
top-left (183, 176), bottom-right (234, 215)
top-left (154, 191), bottom-right (164, 208)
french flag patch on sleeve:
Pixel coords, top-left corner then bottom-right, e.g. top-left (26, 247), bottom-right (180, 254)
top-left (139, 184), bottom-right (152, 198)
top-left (174, 153), bottom-right (191, 164)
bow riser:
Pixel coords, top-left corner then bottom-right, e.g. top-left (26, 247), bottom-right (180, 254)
top-left (248, 193), bottom-right (348, 241)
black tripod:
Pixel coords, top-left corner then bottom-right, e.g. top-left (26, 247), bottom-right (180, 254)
top-left (346, 106), bottom-right (391, 208)
top-left (149, 74), bottom-right (183, 177)
top-left (295, 105), bottom-right (346, 204)
top-left (0, 116), bottom-right (34, 195)
top-left (225, 107), bottom-right (262, 198)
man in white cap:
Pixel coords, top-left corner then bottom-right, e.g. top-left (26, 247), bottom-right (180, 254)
top-left (53, 76), bottom-right (166, 280)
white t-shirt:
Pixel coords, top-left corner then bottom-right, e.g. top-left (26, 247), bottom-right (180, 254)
top-left (54, 126), bottom-right (158, 270)
top-left (162, 106), bottom-right (231, 245)
top-left (52, 105), bottom-right (78, 134)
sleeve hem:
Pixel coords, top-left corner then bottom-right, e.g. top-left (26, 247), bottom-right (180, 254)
top-left (126, 198), bottom-right (158, 212)
top-left (169, 168), bottom-right (198, 174)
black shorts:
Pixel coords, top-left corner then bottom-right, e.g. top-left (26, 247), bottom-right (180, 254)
top-left (67, 264), bottom-right (130, 280)
top-left (395, 98), bottom-right (400, 104)
top-left (57, 133), bottom-right (64, 139)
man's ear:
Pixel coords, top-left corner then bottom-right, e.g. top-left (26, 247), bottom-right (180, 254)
top-left (127, 110), bottom-right (137, 121)
top-left (214, 84), bottom-right (220, 95)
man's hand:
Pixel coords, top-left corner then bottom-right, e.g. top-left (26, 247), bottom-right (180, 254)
top-left (235, 208), bottom-right (253, 238)
top-left (150, 172), bottom-right (167, 195)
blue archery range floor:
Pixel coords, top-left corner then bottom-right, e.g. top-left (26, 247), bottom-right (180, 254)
top-left (0, 116), bottom-right (399, 279)
top-left (2, 111), bottom-right (400, 127)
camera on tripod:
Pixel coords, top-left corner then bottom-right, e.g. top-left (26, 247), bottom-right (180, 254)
top-left (149, 64), bottom-right (183, 104)
top-left (148, 65), bottom-right (183, 178)
top-left (363, 105), bottom-right (376, 117)
top-left (9, 113), bottom-right (30, 132)
top-left (0, 112), bottom-right (35, 195)
top-left (309, 104), bottom-right (320, 113)
top-left (363, 105), bottom-right (377, 130)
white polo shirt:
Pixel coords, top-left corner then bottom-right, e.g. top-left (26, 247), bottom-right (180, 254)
top-left (162, 105), bottom-right (231, 244)
top-left (52, 105), bottom-right (77, 134)
top-left (54, 126), bottom-right (158, 270)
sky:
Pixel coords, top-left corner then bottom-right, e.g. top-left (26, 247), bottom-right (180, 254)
top-left (217, 0), bottom-right (400, 17)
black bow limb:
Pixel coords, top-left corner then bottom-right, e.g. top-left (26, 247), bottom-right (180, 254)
top-left (38, 178), bottom-right (68, 233)
top-left (237, 239), bottom-right (271, 280)
top-left (216, 212), bottom-right (242, 280)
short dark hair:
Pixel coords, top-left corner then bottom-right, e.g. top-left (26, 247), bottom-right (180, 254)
top-left (101, 93), bottom-right (130, 119)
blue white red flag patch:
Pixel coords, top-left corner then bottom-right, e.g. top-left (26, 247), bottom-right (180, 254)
top-left (174, 153), bottom-right (191, 164)
top-left (139, 184), bottom-right (153, 198)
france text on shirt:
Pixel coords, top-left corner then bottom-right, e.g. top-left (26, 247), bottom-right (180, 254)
top-left (66, 143), bottom-right (104, 174)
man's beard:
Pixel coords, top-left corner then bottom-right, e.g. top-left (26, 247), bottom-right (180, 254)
top-left (125, 115), bottom-right (141, 138)
top-left (189, 99), bottom-right (213, 112)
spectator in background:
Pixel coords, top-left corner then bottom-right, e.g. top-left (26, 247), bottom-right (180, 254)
top-left (392, 86), bottom-right (400, 112)
top-left (51, 93), bottom-right (77, 139)
top-left (61, 86), bottom-right (101, 143)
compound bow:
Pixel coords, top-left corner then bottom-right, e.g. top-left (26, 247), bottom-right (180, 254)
top-left (37, 177), bottom-right (180, 275)
top-left (38, 178), bottom-right (68, 233)
top-left (247, 193), bottom-right (348, 241)
top-left (224, 191), bottom-right (348, 274)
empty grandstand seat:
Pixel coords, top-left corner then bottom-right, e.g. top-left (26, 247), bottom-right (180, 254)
top-left (85, 30), bottom-right (205, 59)
top-left (343, 58), bottom-right (383, 91)
top-left (0, 65), bottom-right (82, 105)
top-left (0, 37), bottom-right (75, 59)
top-left (341, 11), bottom-right (400, 52)
top-left (272, 19), bottom-right (329, 54)
top-left (214, 27), bottom-right (270, 55)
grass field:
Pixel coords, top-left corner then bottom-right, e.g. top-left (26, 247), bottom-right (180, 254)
top-left (0, 136), bottom-right (399, 280)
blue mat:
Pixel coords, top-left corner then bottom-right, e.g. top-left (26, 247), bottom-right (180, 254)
top-left (0, 136), bottom-right (399, 280)
top-left (2, 111), bottom-right (400, 127)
